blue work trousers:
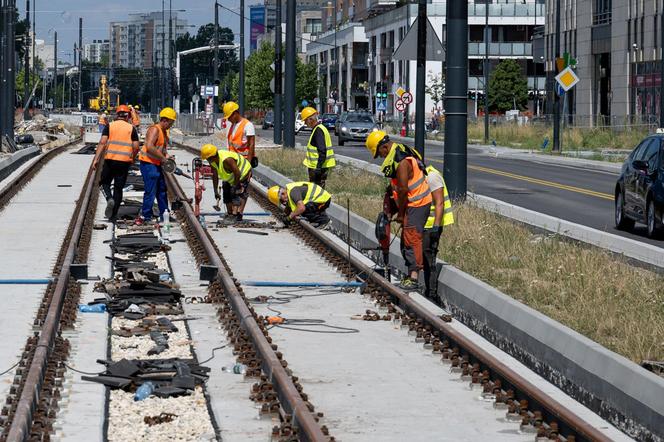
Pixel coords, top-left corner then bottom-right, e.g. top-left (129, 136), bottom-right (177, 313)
top-left (139, 161), bottom-right (168, 220)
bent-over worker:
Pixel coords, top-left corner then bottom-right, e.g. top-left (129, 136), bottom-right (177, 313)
top-left (92, 105), bottom-right (140, 222)
top-left (136, 107), bottom-right (177, 225)
top-left (365, 130), bottom-right (431, 290)
top-left (200, 143), bottom-right (252, 221)
top-left (300, 106), bottom-right (335, 188)
top-left (267, 182), bottom-right (332, 229)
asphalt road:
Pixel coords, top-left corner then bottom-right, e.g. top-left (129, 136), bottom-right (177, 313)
top-left (256, 128), bottom-right (663, 248)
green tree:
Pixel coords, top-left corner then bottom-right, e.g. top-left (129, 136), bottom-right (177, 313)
top-left (15, 68), bottom-right (41, 101)
top-left (296, 60), bottom-right (319, 107)
top-left (425, 72), bottom-right (445, 110)
top-left (488, 59), bottom-right (528, 113)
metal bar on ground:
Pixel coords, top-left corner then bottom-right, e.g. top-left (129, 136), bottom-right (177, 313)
top-left (283, 0), bottom-right (296, 148)
top-left (241, 281), bottom-right (365, 288)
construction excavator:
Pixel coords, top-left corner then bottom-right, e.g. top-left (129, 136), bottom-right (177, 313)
top-left (88, 75), bottom-right (120, 112)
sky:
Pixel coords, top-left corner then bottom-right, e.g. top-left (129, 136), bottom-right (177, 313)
top-left (17, 0), bottom-right (258, 64)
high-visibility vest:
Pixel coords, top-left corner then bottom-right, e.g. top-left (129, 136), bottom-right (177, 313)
top-left (131, 109), bottom-right (141, 127)
top-left (138, 124), bottom-right (168, 165)
top-left (228, 118), bottom-right (251, 157)
top-left (211, 150), bottom-right (252, 185)
top-left (424, 165), bottom-right (454, 229)
top-left (286, 181), bottom-right (331, 212)
top-left (389, 156), bottom-right (432, 208)
top-left (104, 120), bottom-right (135, 163)
top-left (302, 124), bottom-right (336, 169)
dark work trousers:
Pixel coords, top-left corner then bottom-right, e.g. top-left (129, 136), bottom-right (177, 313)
top-left (400, 204), bottom-right (430, 274)
top-left (302, 200), bottom-right (331, 226)
top-left (99, 159), bottom-right (131, 219)
top-left (308, 168), bottom-right (329, 189)
top-left (422, 228), bottom-right (442, 299)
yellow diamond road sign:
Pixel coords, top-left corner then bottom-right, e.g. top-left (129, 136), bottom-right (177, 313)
top-left (555, 66), bottom-right (579, 91)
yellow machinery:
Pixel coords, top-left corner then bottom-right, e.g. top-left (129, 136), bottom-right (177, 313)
top-left (88, 75), bottom-right (119, 111)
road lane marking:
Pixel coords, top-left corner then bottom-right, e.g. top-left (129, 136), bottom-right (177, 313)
top-left (428, 159), bottom-right (614, 201)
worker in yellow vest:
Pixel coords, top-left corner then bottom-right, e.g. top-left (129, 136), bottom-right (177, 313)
top-left (300, 106), bottom-right (335, 188)
top-left (267, 182), bottom-right (332, 229)
top-left (366, 130), bottom-right (432, 290)
top-left (136, 107), bottom-right (176, 225)
top-left (200, 143), bottom-right (252, 221)
top-left (92, 105), bottom-right (140, 222)
top-left (423, 164), bottom-right (454, 300)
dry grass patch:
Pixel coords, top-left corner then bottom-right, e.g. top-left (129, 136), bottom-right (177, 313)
top-left (259, 148), bottom-right (664, 363)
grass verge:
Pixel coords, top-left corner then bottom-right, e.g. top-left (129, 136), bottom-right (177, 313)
top-left (259, 148), bottom-right (664, 363)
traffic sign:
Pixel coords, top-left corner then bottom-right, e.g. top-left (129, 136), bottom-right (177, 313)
top-left (301, 100), bottom-right (308, 107)
top-left (314, 97), bottom-right (320, 104)
top-left (395, 87), bottom-right (406, 97)
top-left (556, 83), bottom-right (565, 97)
top-left (555, 66), bottom-right (579, 91)
top-left (395, 99), bottom-right (406, 112)
top-left (377, 98), bottom-right (387, 112)
top-left (401, 92), bottom-right (413, 105)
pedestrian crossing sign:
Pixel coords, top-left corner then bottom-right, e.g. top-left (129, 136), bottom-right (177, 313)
top-left (555, 66), bottom-right (579, 91)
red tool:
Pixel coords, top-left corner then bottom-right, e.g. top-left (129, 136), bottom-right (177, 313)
top-left (192, 158), bottom-right (206, 217)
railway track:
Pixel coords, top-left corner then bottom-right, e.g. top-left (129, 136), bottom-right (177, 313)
top-left (169, 142), bottom-right (623, 442)
top-left (0, 142), bottom-right (100, 441)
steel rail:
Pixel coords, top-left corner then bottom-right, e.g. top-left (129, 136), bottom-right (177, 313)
top-left (249, 181), bottom-right (612, 442)
top-left (6, 148), bottom-right (96, 442)
top-left (164, 171), bottom-right (328, 442)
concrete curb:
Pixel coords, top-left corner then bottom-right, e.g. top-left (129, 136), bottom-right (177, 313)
top-left (0, 146), bottom-right (41, 183)
top-left (251, 162), bottom-right (664, 442)
top-left (332, 153), bottom-right (664, 269)
top-left (389, 134), bottom-right (622, 174)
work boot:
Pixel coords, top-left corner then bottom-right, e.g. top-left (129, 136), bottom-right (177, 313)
top-left (105, 198), bottom-right (115, 219)
top-left (398, 277), bottom-right (419, 291)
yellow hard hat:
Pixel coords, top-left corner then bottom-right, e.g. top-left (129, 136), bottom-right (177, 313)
top-left (223, 101), bottom-right (240, 119)
top-left (267, 186), bottom-right (281, 206)
top-left (365, 130), bottom-right (389, 158)
top-left (300, 106), bottom-right (317, 121)
top-left (201, 144), bottom-right (218, 160)
top-left (159, 107), bottom-right (177, 121)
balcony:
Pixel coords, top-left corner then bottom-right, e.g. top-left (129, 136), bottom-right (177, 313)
top-left (468, 42), bottom-right (532, 57)
top-left (466, 2), bottom-right (545, 18)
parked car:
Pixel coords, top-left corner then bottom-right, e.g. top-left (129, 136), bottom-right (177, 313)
top-left (295, 112), bottom-right (306, 134)
top-left (321, 113), bottom-right (338, 130)
top-left (615, 132), bottom-right (664, 238)
top-left (335, 112), bottom-right (348, 135)
top-left (337, 112), bottom-right (379, 146)
top-left (262, 110), bottom-right (274, 129)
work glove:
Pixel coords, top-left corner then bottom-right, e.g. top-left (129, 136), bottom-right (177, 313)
top-left (429, 226), bottom-right (442, 243)
top-left (250, 156), bottom-right (259, 168)
top-left (214, 191), bottom-right (221, 201)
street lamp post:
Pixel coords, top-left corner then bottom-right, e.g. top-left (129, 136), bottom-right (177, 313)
top-left (214, 1), bottom-right (219, 113)
top-left (367, 54), bottom-right (372, 116)
top-left (483, 0), bottom-right (489, 143)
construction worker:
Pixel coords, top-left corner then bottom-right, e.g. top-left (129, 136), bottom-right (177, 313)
top-left (267, 182), bottom-right (331, 229)
top-left (98, 113), bottom-right (108, 133)
top-left (200, 143), bottom-right (252, 221)
top-left (301, 106), bottom-right (335, 188)
top-left (224, 101), bottom-right (255, 163)
top-left (130, 105), bottom-right (141, 128)
top-left (422, 164), bottom-right (454, 300)
top-left (92, 105), bottom-right (140, 222)
top-left (365, 130), bottom-right (431, 290)
top-left (136, 107), bottom-right (177, 225)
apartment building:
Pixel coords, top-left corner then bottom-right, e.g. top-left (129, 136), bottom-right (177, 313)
top-left (257, 9), bottom-right (323, 59)
top-left (109, 12), bottom-right (188, 69)
top-left (307, 1), bottom-right (545, 117)
top-left (83, 40), bottom-right (110, 64)
top-left (544, 0), bottom-right (661, 122)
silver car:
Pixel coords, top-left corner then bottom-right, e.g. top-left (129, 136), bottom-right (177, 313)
top-left (337, 113), bottom-right (379, 146)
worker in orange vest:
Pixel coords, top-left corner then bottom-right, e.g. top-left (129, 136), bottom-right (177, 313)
top-left (136, 107), bottom-right (177, 225)
top-left (92, 105), bottom-right (140, 222)
top-left (130, 105), bottom-right (141, 129)
top-left (365, 130), bottom-right (432, 290)
top-left (222, 101), bottom-right (255, 217)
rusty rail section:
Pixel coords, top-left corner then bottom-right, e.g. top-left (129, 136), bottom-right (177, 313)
top-left (5, 145), bottom-right (97, 442)
top-left (164, 171), bottom-right (328, 442)
top-left (0, 140), bottom-right (80, 213)
top-left (249, 183), bottom-right (612, 442)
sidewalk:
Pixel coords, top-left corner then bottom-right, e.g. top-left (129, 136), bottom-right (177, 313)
top-left (389, 134), bottom-right (623, 174)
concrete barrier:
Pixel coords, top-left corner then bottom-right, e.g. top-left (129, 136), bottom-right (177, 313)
top-left (251, 162), bottom-right (664, 442)
top-left (0, 146), bottom-right (40, 183)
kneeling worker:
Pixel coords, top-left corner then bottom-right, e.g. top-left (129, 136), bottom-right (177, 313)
top-left (267, 182), bottom-right (331, 229)
top-left (365, 130), bottom-right (431, 290)
top-left (422, 164), bottom-right (454, 300)
top-left (200, 143), bottom-right (252, 221)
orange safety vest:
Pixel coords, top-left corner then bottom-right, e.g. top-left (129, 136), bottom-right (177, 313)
top-left (228, 118), bottom-right (250, 157)
top-left (131, 109), bottom-right (141, 127)
top-left (105, 120), bottom-right (135, 163)
top-left (138, 124), bottom-right (168, 165)
top-left (391, 157), bottom-right (432, 208)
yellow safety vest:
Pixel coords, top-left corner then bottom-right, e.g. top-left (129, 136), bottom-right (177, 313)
top-left (211, 150), bottom-right (252, 185)
top-left (425, 165), bottom-right (454, 229)
top-left (286, 181), bottom-right (331, 212)
top-left (303, 124), bottom-right (336, 169)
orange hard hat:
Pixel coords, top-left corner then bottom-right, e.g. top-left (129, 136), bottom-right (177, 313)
top-left (116, 104), bottom-right (131, 114)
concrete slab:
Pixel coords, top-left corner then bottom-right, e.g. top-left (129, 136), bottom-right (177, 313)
top-left (0, 149), bottom-right (90, 404)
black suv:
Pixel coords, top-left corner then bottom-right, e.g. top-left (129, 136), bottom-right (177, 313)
top-left (615, 134), bottom-right (664, 238)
